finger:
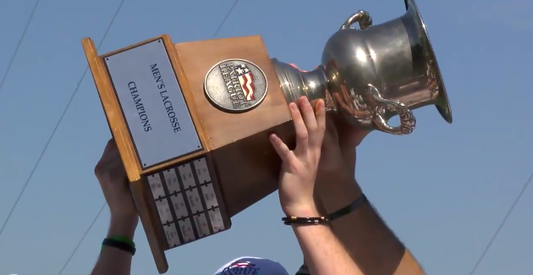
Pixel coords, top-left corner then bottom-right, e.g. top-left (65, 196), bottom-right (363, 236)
top-left (299, 96), bottom-right (318, 133)
top-left (269, 133), bottom-right (292, 163)
top-left (289, 102), bottom-right (308, 154)
top-left (312, 99), bottom-right (327, 147)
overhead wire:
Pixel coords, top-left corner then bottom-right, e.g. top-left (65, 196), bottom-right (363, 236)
top-left (0, 0), bottom-right (42, 94)
top-left (468, 169), bottom-right (533, 275)
top-left (55, 1), bottom-right (240, 273)
top-left (0, 0), bottom-right (127, 238)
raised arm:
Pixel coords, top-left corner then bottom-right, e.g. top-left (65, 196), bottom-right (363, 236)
top-left (306, 116), bottom-right (425, 275)
top-left (270, 96), bottom-right (364, 275)
top-left (90, 139), bottom-right (138, 275)
top-left (90, 216), bottom-right (137, 275)
top-left (317, 170), bottom-right (424, 275)
top-left (291, 210), bottom-right (364, 275)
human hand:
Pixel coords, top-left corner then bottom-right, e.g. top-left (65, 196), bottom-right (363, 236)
top-left (316, 114), bottom-right (369, 177)
top-left (270, 96), bottom-right (326, 217)
top-left (94, 139), bottom-right (138, 220)
top-left (285, 63), bottom-right (369, 176)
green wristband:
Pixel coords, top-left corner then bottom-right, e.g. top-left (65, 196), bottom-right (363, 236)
top-left (101, 236), bottom-right (135, 253)
top-left (108, 236), bottom-right (135, 248)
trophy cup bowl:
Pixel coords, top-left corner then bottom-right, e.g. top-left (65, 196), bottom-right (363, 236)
top-left (272, 0), bottom-right (452, 136)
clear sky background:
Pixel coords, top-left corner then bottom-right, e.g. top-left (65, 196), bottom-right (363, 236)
top-left (0, 0), bottom-right (532, 274)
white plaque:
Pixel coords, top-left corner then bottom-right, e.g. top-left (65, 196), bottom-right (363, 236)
top-left (193, 213), bottom-right (210, 238)
top-left (105, 39), bottom-right (202, 168)
top-left (194, 158), bottom-right (211, 184)
top-left (148, 174), bottom-right (165, 199)
top-left (163, 223), bottom-right (181, 247)
top-left (201, 183), bottom-right (218, 209)
top-left (170, 193), bottom-right (188, 219)
top-left (155, 199), bottom-right (173, 224)
top-left (178, 218), bottom-right (195, 242)
top-left (208, 208), bottom-right (225, 232)
top-left (178, 163), bottom-right (196, 189)
top-left (185, 188), bottom-right (202, 214)
top-left (163, 169), bottom-right (180, 194)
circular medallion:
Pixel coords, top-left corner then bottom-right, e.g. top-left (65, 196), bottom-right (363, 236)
top-left (204, 59), bottom-right (268, 112)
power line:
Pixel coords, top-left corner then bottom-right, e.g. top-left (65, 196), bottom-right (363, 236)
top-left (55, 1), bottom-right (240, 273)
top-left (0, 0), bottom-right (41, 94)
top-left (57, 204), bottom-right (106, 275)
top-left (212, 0), bottom-right (239, 37)
top-left (0, 0), bottom-right (127, 238)
top-left (469, 169), bottom-right (533, 275)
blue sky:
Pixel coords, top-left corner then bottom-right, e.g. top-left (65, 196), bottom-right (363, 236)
top-left (0, 0), bottom-right (532, 274)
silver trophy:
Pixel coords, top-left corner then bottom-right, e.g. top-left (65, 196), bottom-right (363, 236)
top-left (272, 0), bottom-right (452, 135)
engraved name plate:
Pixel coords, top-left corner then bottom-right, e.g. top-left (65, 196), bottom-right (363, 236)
top-left (104, 39), bottom-right (202, 168)
top-left (148, 173), bottom-right (165, 199)
top-left (179, 218), bottom-right (195, 243)
top-left (163, 223), bottom-right (181, 247)
top-left (155, 199), bottom-right (173, 224)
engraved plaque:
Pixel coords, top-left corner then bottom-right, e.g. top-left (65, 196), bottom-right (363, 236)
top-left (178, 218), bottom-right (195, 242)
top-left (163, 223), bottom-right (181, 247)
top-left (193, 213), bottom-right (210, 238)
top-left (155, 199), bottom-right (173, 224)
top-left (163, 169), bottom-right (180, 194)
top-left (186, 188), bottom-right (202, 214)
top-left (209, 208), bottom-right (225, 232)
top-left (170, 193), bottom-right (188, 219)
top-left (194, 158), bottom-right (211, 184)
top-left (148, 174), bottom-right (165, 199)
top-left (201, 183), bottom-right (218, 209)
top-left (104, 39), bottom-right (202, 168)
top-left (178, 163), bottom-right (196, 189)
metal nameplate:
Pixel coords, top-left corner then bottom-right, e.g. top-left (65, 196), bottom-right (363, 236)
top-left (201, 183), bottom-right (218, 209)
top-left (146, 156), bottom-right (230, 249)
top-left (163, 223), bottom-right (181, 248)
top-left (208, 208), bottom-right (226, 233)
top-left (170, 193), bottom-right (188, 219)
top-left (155, 199), bottom-right (173, 224)
top-left (193, 213), bottom-right (210, 238)
top-left (185, 188), bottom-right (202, 214)
top-left (194, 158), bottom-right (211, 184)
top-left (147, 173), bottom-right (165, 200)
top-left (178, 218), bottom-right (195, 243)
top-left (177, 163), bottom-right (195, 189)
top-left (104, 39), bottom-right (202, 168)
top-left (163, 169), bottom-right (180, 194)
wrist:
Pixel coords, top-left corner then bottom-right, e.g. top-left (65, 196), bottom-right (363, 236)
top-left (317, 175), bottom-right (363, 213)
top-left (108, 214), bottom-right (138, 239)
top-left (283, 204), bottom-right (320, 217)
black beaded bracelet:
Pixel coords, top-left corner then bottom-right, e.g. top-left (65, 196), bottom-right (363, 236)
top-left (327, 193), bottom-right (368, 221)
top-left (282, 216), bottom-right (330, 225)
top-left (102, 237), bottom-right (136, 255)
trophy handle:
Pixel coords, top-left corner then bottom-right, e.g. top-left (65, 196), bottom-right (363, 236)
top-left (340, 10), bottom-right (373, 30)
top-left (365, 84), bottom-right (416, 135)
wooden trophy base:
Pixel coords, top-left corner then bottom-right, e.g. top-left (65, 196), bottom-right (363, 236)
top-left (82, 34), bottom-right (295, 273)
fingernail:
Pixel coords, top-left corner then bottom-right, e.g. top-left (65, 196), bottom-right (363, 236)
top-left (290, 103), bottom-right (297, 110)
